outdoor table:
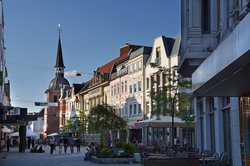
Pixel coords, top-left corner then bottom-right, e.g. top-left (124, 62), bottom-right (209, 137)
top-left (199, 156), bottom-right (218, 165)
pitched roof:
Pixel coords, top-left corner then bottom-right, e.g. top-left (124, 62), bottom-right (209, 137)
top-left (55, 34), bottom-right (65, 68)
top-left (171, 35), bottom-right (181, 56)
top-left (162, 36), bottom-right (175, 57)
top-left (72, 83), bottom-right (85, 94)
top-left (97, 54), bottom-right (127, 74)
top-left (79, 80), bottom-right (91, 93)
top-left (97, 44), bottom-right (142, 74)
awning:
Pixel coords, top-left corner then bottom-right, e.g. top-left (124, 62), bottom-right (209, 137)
top-left (1, 126), bottom-right (11, 133)
top-left (11, 129), bottom-right (37, 137)
top-left (135, 115), bottom-right (194, 128)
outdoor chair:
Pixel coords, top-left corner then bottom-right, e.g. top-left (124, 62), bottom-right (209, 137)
top-left (214, 152), bottom-right (230, 166)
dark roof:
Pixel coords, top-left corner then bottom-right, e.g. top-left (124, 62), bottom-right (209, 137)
top-left (79, 80), bottom-right (91, 93)
top-left (162, 36), bottom-right (175, 57)
top-left (55, 34), bottom-right (65, 68)
top-left (97, 54), bottom-right (127, 74)
top-left (72, 83), bottom-right (85, 94)
top-left (38, 108), bottom-right (44, 117)
top-left (129, 46), bottom-right (152, 60)
top-left (47, 77), bottom-right (70, 92)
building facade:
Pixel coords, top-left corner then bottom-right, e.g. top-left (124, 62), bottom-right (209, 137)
top-left (58, 83), bottom-right (83, 130)
top-left (29, 109), bottom-right (44, 139)
top-left (43, 32), bottom-right (69, 137)
top-left (179, 1), bottom-right (250, 165)
top-left (143, 35), bottom-right (181, 146)
top-left (110, 46), bottom-right (151, 142)
top-left (79, 44), bottom-right (142, 138)
top-left (0, 0), bottom-right (11, 149)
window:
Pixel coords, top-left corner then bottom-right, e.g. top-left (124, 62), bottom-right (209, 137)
top-left (208, 98), bottom-right (215, 153)
top-left (117, 83), bottom-right (120, 95)
top-left (54, 95), bottom-right (57, 102)
top-left (138, 104), bottom-right (141, 114)
top-left (125, 105), bottom-right (128, 115)
top-left (138, 80), bottom-right (142, 91)
top-left (134, 63), bottom-right (137, 71)
top-left (155, 47), bottom-right (161, 64)
top-left (134, 104), bottom-right (137, 115)
top-left (129, 104), bottom-right (133, 115)
top-left (125, 81), bottom-right (128, 93)
top-left (129, 84), bottom-right (133, 93)
top-left (146, 78), bottom-right (149, 90)
top-left (119, 108), bottom-right (122, 116)
top-left (121, 82), bottom-right (124, 93)
top-left (201, 0), bottom-right (210, 33)
top-left (134, 83), bottom-right (137, 92)
top-left (114, 84), bottom-right (116, 96)
top-left (122, 107), bottom-right (124, 116)
top-left (111, 85), bottom-right (113, 96)
top-left (138, 61), bottom-right (142, 69)
top-left (146, 102), bottom-right (149, 115)
top-left (163, 73), bottom-right (166, 85)
top-left (157, 74), bottom-right (160, 86)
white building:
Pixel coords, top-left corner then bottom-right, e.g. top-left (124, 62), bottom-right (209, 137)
top-left (179, 1), bottom-right (250, 165)
top-left (110, 46), bottom-right (151, 142)
top-left (143, 35), bottom-right (181, 146)
top-left (28, 109), bottom-right (44, 139)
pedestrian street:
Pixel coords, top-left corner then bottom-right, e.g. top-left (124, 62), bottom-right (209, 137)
top-left (0, 146), bottom-right (141, 166)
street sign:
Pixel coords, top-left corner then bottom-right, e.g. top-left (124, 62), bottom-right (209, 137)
top-left (16, 120), bottom-right (26, 126)
top-left (35, 102), bottom-right (58, 107)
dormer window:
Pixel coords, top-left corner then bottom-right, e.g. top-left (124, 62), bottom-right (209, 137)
top-left (155, 47), bottom-right (161, 65)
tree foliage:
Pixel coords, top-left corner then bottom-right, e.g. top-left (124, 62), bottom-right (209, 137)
top-left (150, 63), bottom-right (192, 148)
top-left (150, 64), bottom-right (192, 119)
top-left (62, 109), bottom-right (87, 136)
top-left (88, 104), bottom-right (127, 133)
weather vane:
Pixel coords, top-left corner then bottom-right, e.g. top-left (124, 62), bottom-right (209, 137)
top-left (57, 24), bottom-right (62, 34)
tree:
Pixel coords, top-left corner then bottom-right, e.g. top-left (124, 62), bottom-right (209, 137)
top-left (62, 109), bottom-right (87, 137)
top-left (150, 63), bottom-right (192, 149)
top-left (88, 104), bottom-right (127, 144)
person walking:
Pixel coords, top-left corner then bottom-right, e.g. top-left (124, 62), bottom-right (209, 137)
top-left (68, 136), bottom-right (75, 153)
top-left (58, 138), bottom-right (63, 154)
top-left (63, 137), bottom-right (68, 153)
top-left (6, 137), bottom-right (10, 152)
top-left (75, 137), bottom-right (81, 153)
top-left (49, 137), bottom-right (55, 154)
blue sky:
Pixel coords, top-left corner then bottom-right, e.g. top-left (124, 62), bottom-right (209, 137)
top-left (4, 0), bottom-right (180, 112)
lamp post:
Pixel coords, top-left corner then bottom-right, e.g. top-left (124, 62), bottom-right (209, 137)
top-left (185, 109), bottom-right (189, 156)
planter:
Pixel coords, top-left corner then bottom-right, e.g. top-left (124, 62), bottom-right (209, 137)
top-left (134, 153), bottom-right (142, 163)
top-left (91, 156), bottom-right (134, 164)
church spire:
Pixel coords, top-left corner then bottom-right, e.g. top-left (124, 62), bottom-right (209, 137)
top-left (54, 24), bottom-right (65, 77)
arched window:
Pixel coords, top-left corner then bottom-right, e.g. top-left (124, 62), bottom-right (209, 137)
top-left (54, 95), bottom-right (58, 102)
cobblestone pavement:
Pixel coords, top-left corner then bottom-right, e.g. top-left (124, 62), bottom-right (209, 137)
top-left (0, 146), bottom-right (141, 166)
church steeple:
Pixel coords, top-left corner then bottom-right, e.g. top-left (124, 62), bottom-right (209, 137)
top-left (55, 24), bottom-right (65, 78)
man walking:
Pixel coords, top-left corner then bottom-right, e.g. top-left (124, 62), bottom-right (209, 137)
top-left (49, 137), bottom-right (55, 154)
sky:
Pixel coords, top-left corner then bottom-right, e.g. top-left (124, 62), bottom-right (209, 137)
top-left (3, 0), bottom-right (180, 112)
